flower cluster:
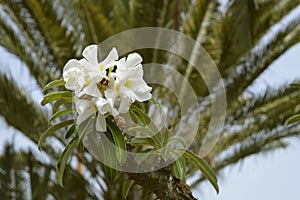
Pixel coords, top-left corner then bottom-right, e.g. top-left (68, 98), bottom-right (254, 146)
top-left (63, 45), bottom-right (152, 131)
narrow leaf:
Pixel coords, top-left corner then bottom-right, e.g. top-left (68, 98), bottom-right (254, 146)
top-left (129, 109), bottom-right (148, 126)
top-left (77, 116), bottom-right (95, 140)
top-left (285, 114), bottom-right (300, 126)
top-left (161, 144), bottom-right (173, 161)
top-left (107, 120), bottom-right (127, 165)
top-left (56, 136), bottom-right (79, 186)
top-left (129, 105), bottom-right (151, 126)
top-left (129, 105), bottom-right (164, 146)
top-left (43, 79), bottom-right (65, 92)
top-left (134, 101), bottom-right (146, 112)
top-left (130, 136), bottom-right (157, 147)
top-left (49, 109), bottom-right (76, 122)
top-left (101, 131), bottom-right (121, 182)
top-left (65, 124), bottom-right (76, 139)
top-left (179, 149), bottom-right (219, 193)
top-left (122, 179), bottom-right (134, 200)
top-left (38, 119), bottom-right (74, 149)
top-left (163, 128), bottom-right (170, 145)
top-left (128, 126), bottom-right (162, 148)
top-left (290, 83), bottom-right (300, 88)
top-left (41, 91), bottom-right (73, 106)
top-left (150, 96), bottom-right (162, 112)
top-left (134, 149), bottom-right (155, 165)
top-left (172, 155), bottom-right (186, 180)
top-left (52, 98), bottom-right (73, 114)
top-left (169, 136), bottom-right (188, 148)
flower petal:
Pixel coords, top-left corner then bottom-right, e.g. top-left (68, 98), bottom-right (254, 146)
top-left (77, 108), bottom-right (94, 125)
top-left (63, 59), bottom-right (81, 73)
top-left (119, 97), bottom-right (131, 113)
top-left (80, 83), bottom-right (102, 98)
top-left (125, 53), bottom-right (143, 68)
top-left (82, 44), bottom-right (98, 66)
top-left (100, 47), bottom-right (118, 67)
top-left (134, 87), bottom-right (152, 102)
top-left (94, 98), bottom-right (110, 114)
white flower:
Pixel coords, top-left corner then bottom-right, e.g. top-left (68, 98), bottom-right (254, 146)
top-left (76, 45), bottom-right (118, 97)
top-left (63, 59), bottom-right (85, 94)
top-left (75, 96), bottom-right (118, 132)
top-left (82, 45), bottom-right (118, 83)
top-left (106, 57), bottom-right (152, 113)
top-left (94, 97), bottom-right (118, 117)
top-left (116, 53), bottom-right (143, 69)
top-left (64, 46), bottom-right (152, 132)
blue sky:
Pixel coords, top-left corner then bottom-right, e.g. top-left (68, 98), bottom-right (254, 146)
top-left (0, 40), bottom-right (300, 200)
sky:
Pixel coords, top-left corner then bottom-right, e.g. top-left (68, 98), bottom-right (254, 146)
top-left (1, 37), bottom-right (300, 200)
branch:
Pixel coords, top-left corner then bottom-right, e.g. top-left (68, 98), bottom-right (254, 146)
top-left (127, 168), bottom-right (197, 200)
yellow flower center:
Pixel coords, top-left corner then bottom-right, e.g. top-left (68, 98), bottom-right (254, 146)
top-left (91, 103), bottom-right (98, 112)
top-left (116, 84), bottom-right (120, 93)
top-left (125, 79), bottom-right (132, 88)
top-left (99, 64), bottom-right (105, 71)
top-left (84, 78), bottom-right (91, 87)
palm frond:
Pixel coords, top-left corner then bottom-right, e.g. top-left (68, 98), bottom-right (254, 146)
top-left (112, 0), bottom-right (176, 30)
top-left (214, 125), bottom-right (299, 171)
top-left (0, 7), bottom-right (57, 87)
top-left (191, 125), bottom-right (298, 188)
top-left (71, 0), bottom-right (114, 44)
top-left (183, 0), bottom-right (212, 39)
top-left (218, 0), bottom-right (256, 68)
top-left (0, 143), bottom-right (101, 200)
top-left (212, 86), bottom-right (300, 155)
top-left (220, 0), bottom-right (299, 68)
top-left (0, 73), bottom-right (48, 142)
top-left (17, 0), bottom-right (78, 69)
top-left (226, 16), bottom-right (300, 102)
top-left (253, 0), bottom-right (300, 44)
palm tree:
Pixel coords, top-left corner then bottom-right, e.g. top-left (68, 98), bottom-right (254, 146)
top-left (0, 0), bottom-right (299, 199)
top-left (0, 143), bottom-right (100, 200)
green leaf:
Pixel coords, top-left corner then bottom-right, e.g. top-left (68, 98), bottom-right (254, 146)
top-left (102, 164), bottom-right (121, 183)
top-left (169, 136), bottom-right (188, 148)
top-left (127, 126), bottom-right (154, 135)
top-left (128, 127), bottom-right (163, 149)
top-left (290, 83), bottom-right (300, 88)
top-left (161, 144), bottom-right (173, 161)
top-left (163, 128), bottom-right (170, 145)
top-left (56, 136), bottom-right (79, 186)
top-left (52, 98), bottom-right (73, 114)
top-left (134, 148), bottom-right (154, 165)
top-left (129, 105), bottom-right (164, 147)
top-left (43, 79), bottom-right (65, 92)
top-left (101, 132), bottom-right (121, 183)
top-left (65, 124), bottom-right (76, 139)
top-left (179, 149), bottom-right (219, 193)
top-left (49, 109), bottom-right (76, 122)
top-left (285, 114), bottom-right (300, 126)
top-left (122, 179), bottom-right (134, 200)
top-left (41, 91), bottom-right (73, 106)
top-left (150, 96), bottom-right (162, 112)
top-left (130, 136), bottom-right (157, 147)
top-left (106, 120), bottom-right (127, 165)
top-left (38, 119), bottom-right (74, 149)
top-left (129, 105), bottom-right (151, 126)
top-left (77, 116), bottom-right (95, 140)
top-left (134, 101), bottom-right (146, 112)
top-left (172, 155), bottom-right (186, 180)
top-left (129, 109), bottom-right (148, 126)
